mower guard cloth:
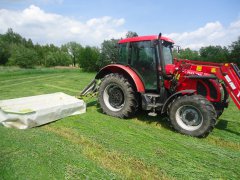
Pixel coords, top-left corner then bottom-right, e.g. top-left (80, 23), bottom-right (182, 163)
top-left (0, 92), bottom-right (86, 129)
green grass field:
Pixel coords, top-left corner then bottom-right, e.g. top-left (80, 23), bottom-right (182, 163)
top-left (0, 68), bottom-right (240, 179)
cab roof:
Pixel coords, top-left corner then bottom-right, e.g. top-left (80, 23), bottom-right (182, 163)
top-left (118, 35), bottom-right (174, 44)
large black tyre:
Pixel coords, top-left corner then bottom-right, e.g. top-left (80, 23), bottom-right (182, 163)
top-left (98, 73), bottom-right (138, 118)
top-left (169, 95), bottom-right (217, 138)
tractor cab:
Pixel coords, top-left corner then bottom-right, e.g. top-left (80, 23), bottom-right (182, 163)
top-left (118, 35), bottom-right (174, 91)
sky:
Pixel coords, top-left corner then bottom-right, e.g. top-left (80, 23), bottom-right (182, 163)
top-left (0, 0), bottom-right (240, 49)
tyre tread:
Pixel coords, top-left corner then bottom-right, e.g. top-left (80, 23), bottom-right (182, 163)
top-left (98, 73), bottom-right (138, 118)
top-left (169, 95), bottom-right (216, 138)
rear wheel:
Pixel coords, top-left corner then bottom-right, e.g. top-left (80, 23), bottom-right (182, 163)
top-left (98, 73), bottom-right (138, 118)
top-left (169, 95), bottom-right (217, 137)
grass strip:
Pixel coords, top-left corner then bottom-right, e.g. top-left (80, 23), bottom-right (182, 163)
top-left (43, 125), bottom-right (172, 180)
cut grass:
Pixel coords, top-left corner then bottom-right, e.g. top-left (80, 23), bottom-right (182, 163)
top-left (43, 126), bottom-right (169, 179)
top-left (0, 68), bottom-right (240, 179)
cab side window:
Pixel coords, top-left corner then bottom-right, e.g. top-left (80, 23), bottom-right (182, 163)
top-left (118, 43), bottom-right (128, 64)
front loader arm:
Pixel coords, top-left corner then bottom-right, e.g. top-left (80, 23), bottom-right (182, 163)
top-left (220, 63), bottom-right (240, 109)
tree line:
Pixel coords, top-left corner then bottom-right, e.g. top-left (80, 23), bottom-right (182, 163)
top-left (0, 28), bottom-right (239, 71)
top-left (173, 39), bottom-right (240, 67)
top-left (0, 29), bottom-right (138, 71)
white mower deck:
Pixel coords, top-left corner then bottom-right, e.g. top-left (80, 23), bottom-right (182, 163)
top-left (0, 92), bottom-right (86, 129)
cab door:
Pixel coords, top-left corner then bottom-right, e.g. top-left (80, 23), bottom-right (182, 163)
top-left (129, 41), bottom-right (158, 90)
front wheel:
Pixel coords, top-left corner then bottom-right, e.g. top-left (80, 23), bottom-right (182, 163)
top-left (98, 73), bottom-right (138, 118)
top-left (169, 95), bottom-right (217, 137)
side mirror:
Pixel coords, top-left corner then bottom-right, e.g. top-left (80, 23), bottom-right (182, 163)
top-left (174, 45), bottom-right (181, 53)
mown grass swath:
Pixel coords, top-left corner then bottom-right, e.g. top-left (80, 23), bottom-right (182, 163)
top-left (0, 68), bottom-right (240, 179)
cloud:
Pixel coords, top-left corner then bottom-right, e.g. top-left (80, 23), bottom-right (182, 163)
top-left (0, 5), bottom-right (127, 46)
top-left (38, 0), bottom-right (64, 4)
top-left (3, 0), bottom-right (64, 5)
top-left (166, 20), bottom-right (240, 50)
top-left (1, 5), bottom-right (239, 49)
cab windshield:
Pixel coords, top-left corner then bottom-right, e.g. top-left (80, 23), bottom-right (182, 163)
top-left (162, 42), bottom-right (173, 65)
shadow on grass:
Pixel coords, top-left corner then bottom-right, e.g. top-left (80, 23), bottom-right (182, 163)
top-left (86, 100), bottom-right (98, 108)
top-left (134, 111), bottom-right (172, 131)
top-left (215, 119), bottom-right (240, 136)
top-left (96, 104), bottom-right (172, 131)
top-left (87, 99), bottom-right (173, 131)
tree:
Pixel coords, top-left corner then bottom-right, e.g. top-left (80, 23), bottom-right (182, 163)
top-left (62, 42), bottom-right (83, 67)
top-left (100, 39), bottom-right (119, 67)
top-left (2, 28), bottom-right (23, 44)
top-left (0, 29), bottom-right (40, 66)
top-left (229, 37), bottom-right (240, 67)
top-left (126, 31), bottom-right (138, 38)
top-left (199, 46), bottom-right (229, 63)
top-left (174, 48), bottom-right (200, 60)
top-left (0, 28), bottom-right (24, 65)
top-left (34, 43), bottom-right (45, 66)
top-left (0, 37), bottom-right (11, 65)
top-left (8, 44), bottom-right (38, 68)
top-left (24, 38), bottom-right (34, 48)
top-left (45, 51), bottom-right (71, 67)
top-left (79, 46), bottom-right (100, 71)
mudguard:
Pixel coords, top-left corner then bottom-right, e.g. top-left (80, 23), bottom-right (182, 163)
top-left (95, 64), bottom-right (145, 93)
top-left (161, 89), bottom-right (196, 114)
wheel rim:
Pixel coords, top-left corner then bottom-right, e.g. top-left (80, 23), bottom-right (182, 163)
top-left (175, 105), bottom-right (203, 131)
top-left (103, 83), bottom-right (125, 112)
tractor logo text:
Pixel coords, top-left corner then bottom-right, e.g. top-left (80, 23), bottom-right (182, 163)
top-left (225, 75), bottom-right (236, 90)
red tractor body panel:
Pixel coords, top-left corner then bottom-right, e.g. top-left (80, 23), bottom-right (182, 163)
top-left (96, 64), bottom-right (145, 93)
top-left (119, 35), bottom-right (174, 44)
top-left (174, 78), bottom-right (222, 102)
top-left (174, 59), bottom-right (240, 109)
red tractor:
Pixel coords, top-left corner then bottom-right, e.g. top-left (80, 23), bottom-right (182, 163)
top-left (81, 34), bottom-right (240, 137)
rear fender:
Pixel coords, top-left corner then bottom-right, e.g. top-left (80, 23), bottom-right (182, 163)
top-left (95, 64), bottom-right (145, 93)
top-left (161, 89), bottom-right (196, 114)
